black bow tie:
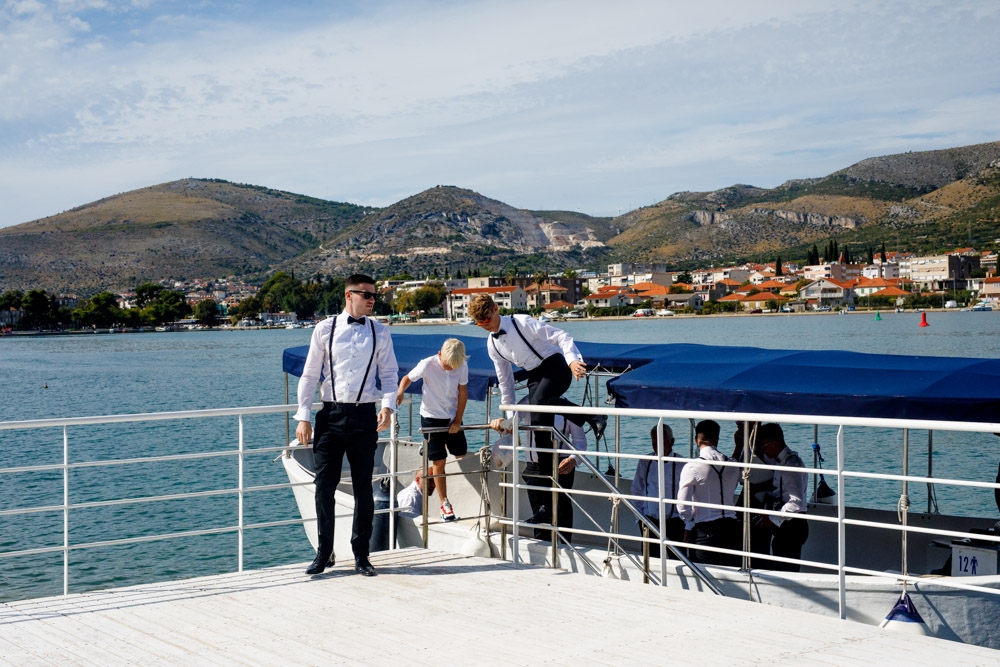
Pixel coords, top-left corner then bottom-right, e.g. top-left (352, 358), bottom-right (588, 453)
top-left (347, 316), bottom-right (366, 325)
top-left (492, 329), bottom-right (506, 338)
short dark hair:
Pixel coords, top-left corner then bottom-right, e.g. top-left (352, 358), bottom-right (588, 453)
top-left (346, 274), bottom-right (375, 288)
top-left (650, 423), bottom-right (674, 446)
top-left (695, 420), bottom-right (720, 442)
top-left (757, 423), bottom-right (785, 446)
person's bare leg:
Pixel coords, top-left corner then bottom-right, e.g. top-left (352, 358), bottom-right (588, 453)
top-left (432, 458), bottom-right (448, 503)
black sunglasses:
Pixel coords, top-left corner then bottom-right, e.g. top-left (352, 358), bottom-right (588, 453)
top-left (348, 290), bottom-right (377, 300)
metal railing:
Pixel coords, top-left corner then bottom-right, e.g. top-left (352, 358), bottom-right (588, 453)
top-left (5, 399), bottom-right (1000, 627)
top-left (0, 403), bottom-right (328, 596)
top-left (499, 402), bottom-right (1000, 620)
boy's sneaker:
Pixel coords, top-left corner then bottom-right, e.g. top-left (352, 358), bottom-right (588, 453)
top-left (440, 500), bottom-right (457, 522)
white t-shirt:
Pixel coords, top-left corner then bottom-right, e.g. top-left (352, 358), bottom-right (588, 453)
top-left (406, 354), bottom-right (469, 419)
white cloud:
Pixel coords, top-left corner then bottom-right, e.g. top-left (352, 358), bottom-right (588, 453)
top-left (1, 0), bottom-right (999, 226)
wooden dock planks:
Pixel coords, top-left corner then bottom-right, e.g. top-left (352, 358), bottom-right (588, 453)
top-left (1, 548), bottom-right (996, 665)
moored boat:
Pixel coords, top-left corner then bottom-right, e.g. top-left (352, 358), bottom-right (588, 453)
top-left (280, 334), bottom-right (1000, 649)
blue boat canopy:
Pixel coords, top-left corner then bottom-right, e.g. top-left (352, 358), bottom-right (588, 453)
top-left (283, 333), bottom-right (1000, 424)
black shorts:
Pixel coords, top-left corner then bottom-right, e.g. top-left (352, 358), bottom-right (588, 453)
top-left (421, 416), bottom-right (468, 462)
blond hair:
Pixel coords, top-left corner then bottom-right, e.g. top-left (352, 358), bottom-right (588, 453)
top-left (440, 338), bottom-right (468, 369)
top-left (467, 293), bottom-right (496, 322)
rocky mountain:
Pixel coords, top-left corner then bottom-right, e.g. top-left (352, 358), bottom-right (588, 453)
top-left (608, 141), bottom-right (1000, 266)
top-left (282, 186), bottom-right (611, 279)
top-left (2, 141), bottom-right (999, 294)
top-left (0, 179), bottom-right (368, 293)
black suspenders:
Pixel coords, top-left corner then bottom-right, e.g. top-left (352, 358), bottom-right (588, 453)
top-left (490, 315), bottom-right (545, 366)
top-left (326, 317), bottom-right (377, 403)
top-left (710, 462), bottom-right (730, 519)
top-left (644, 457), bottom-right (678, 518)
top-left (510, 317), bottom-right (544, 361)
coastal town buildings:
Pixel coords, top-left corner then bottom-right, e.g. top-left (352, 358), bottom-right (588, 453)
top-left (524, 282), bottom-right (570, 309)
top-left (608, 263), bottom-right (666, 278)
top-left (980, 277), bottom-right (1000, 301)
top-left (446, 285), bottom-right (527, 319)
top-left (15, 247), bottom-right (997, 332)
top-left (798, 278), bottom-right (855, 309)
top-left (908, 254), bottom-right (981, 291)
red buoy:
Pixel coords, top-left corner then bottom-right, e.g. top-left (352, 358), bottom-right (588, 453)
top-left (919, 312), bottom-right (929, 327)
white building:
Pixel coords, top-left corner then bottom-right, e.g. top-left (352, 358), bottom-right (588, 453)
top-left (908, 254), bottom-right (981, 290)
top-left (446, 286), bottom-right (527, 319)
top-left (862, 263), bottom-right (900, 279)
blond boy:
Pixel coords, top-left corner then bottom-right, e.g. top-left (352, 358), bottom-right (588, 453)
top-left (396, 338), bottom-right (469, 521)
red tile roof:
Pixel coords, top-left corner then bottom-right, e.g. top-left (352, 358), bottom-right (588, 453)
top-left (872, 286), bottom-right (911, 297)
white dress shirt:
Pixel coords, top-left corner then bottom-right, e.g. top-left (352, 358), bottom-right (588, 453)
top-left (677, 446), bottom-right (740, 530)
top-left (761, 446), bottom-right (808, 526)
top-left (293, 312), bottom-right (399, 422)
top-left (406, 354), bottom-right (468, 420)
top-left (631, 451), bottom-right (686, 519)
top-left (486, 314), bottom-right (583, 410)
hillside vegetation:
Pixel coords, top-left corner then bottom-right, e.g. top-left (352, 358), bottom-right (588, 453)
top-left (2, 141), bottom-right (999, 294)
top-left (0, 179), bottom-right (368, 293)
top-left (608, 141), bottom-right (1000, 267)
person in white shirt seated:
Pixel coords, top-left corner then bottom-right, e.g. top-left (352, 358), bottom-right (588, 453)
top-left (397, 469), bottom-right (434, 518)
top-left (631, 423), bottom-right (686, 557)
top-left (677, 420), bottom-right (741, 567)
top-left (491, 396), bottom-right (588, 543)
top-left (753, 423), bottom-right (809, 572)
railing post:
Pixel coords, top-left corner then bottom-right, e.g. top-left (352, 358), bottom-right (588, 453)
top-left (926, 429), bottom-right (935, 514)
top-left (901, 428), bottom-right (910, 590)
top-left (551, 445), bottom-right (559, 568)
top-left (389, 412), bottom-right (397, 551)
top-left (63, 425), bottom-right (69, 596)
top-left (490, 389), bottom-right (508, 562)
top-left (837, 424), bottom-right (846, 620)
top-left (421, 435), bottom-right (429, 549)
top-left (512, 407), bottom-right (520, 566)
top-left (284, 372), bottom-right (290, 451)
top-left (612, 415), bottom-right (620, 543)
top-left (657, 418), bottom-right (667, 587)
top-left (811, 424), bottom-right (819, 502)
top-left (238, 414), bottom-right (244, 572)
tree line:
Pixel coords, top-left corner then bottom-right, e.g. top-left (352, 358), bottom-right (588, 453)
top-left (0, 285), bottom-right (194, 330)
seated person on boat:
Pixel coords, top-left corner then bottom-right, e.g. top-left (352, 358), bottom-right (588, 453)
top-left (631, 423), bottom-right (686, 556)
top-left (751, 423), bottom-right (810, 572)
top-left (677, 420), bottom-right (741, 567)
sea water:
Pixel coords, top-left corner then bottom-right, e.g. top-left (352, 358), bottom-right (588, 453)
top-left (1, 311), bottom-right (998, 600)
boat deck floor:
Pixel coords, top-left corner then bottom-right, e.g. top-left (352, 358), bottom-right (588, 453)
top-left (1, 548), bottom-right (996, 665)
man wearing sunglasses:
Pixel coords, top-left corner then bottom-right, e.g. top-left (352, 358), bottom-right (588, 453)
top-left (294, 274), bottom-right (398, 577)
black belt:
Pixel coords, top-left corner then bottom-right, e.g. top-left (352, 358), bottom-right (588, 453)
top-left (323, 401), bottom-right (377, 409)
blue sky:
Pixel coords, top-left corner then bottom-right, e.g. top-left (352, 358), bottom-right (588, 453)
top-left (1, 0), bottom-right (998, 228)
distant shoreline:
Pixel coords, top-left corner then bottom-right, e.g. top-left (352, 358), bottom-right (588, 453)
top-left (3, 306), bottom-right (986, 339)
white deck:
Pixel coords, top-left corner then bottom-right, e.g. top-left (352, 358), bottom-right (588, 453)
top-left (1, 549), bottom-right (996, 666)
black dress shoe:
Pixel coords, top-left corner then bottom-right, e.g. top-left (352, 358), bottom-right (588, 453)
top-left (354, 557), bottom-right (377, 577)
top-left (526, 506), bottom-right (549, 525)
top-left (305, 551), bottom-right (335, 575)
top-left (591, 415), bottom-right (608, 440)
